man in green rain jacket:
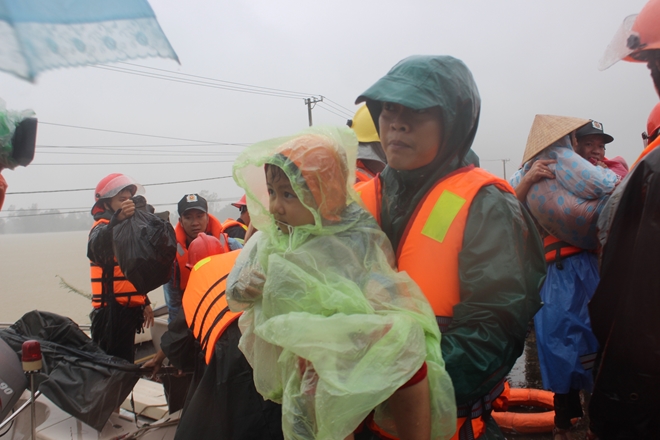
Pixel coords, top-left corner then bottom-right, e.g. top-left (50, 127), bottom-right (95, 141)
top-left (355, 55), bottom-right (546, 439)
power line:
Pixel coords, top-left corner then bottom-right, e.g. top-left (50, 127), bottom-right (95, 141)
top-left (5, 176), bottom-right (233, 195)
top-left (319, 97), bottom-right (354, 117)
top-left (37, 143), bottom-right (249, 148)
top-left (0, 197), bottom-right (241, 218)
top-left (120, 62), bottom-right (318, 98)
top-left (316, 103), bottom-right (353, 121)
top-left (37, 150), bottom-right (239, 157)
top-left (92, 63), bottom-right (355, 124)
top-left (93, 65), bottom-right (310, 100)
top-left (40, 122), bottom-right (229, 144)
top-left (0, 210), bottom-right (89, 218)
top-left (29, 160), bottom-right (236, 166)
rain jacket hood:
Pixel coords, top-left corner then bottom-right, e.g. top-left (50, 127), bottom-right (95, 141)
top-left (356, 55), bottom-right (481, 250)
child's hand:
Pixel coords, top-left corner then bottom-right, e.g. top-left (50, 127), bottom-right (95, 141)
top-left (244, 270), bottom-right (266, 299)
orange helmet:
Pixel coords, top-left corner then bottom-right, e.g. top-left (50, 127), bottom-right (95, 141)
top-left (231, 194), bottom-right (247, 209)
top-left (186, 233), bottom-right (230, 269)
top-left (600, 0), bottom-right (660, 69)
top-left (645, 102), bottom-right (660, 144)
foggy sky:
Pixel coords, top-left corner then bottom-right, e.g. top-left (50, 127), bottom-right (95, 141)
top-left (1, 0), bottom-right (657, 218)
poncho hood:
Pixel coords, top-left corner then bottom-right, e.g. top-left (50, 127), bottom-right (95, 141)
top-left (232, 126), bottom-right (359, 250)
top-left (356, 55), bottom-right (482, 251)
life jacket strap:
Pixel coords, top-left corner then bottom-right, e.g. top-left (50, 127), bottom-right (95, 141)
top-left (189, 274), bottom-right (228, 335)
top-left (543, 239), bottom-right (582, 269)
top-left (200, 306), bottom-right (231, 353)
top-left (456, 378), bottom-right (506, 439)
top-left (436, 315), bottom-right (453, 333)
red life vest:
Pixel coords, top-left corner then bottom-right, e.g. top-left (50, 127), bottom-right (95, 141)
top-left (174, 214), bottom-right (224, 292)
top-left (357, 166), bottom-right (515, 440)
top-left (89, 218), bottom-right (146, 308)
top-left (182, 250), bottom-right (242, 364)
top-left (543, 235), bottom-right (582, 264)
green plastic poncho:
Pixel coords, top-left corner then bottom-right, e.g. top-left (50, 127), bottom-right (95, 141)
top-left (227, 126), bottom-right (456, 440)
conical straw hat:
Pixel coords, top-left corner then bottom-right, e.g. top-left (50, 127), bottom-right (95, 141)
top-left (521, 115), bottom-right (590, 164)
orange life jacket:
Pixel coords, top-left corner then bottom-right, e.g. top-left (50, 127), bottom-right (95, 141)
top-left (182, 250), bottom-right (242, 364)
top-left (221, 219), bottom-right (248, 233)
top-left (174, 214), bottom-right (224, 292)
top-left (355, 160), bottom-right (378, 183)
top-left (543, 235), bottom-right (582, 264)
top-left (632, 135), bottom-right (660, 169)
top-left (357, 166), bottom-right (515, 440)
top-left (89, 218), bottom-right (146, 308)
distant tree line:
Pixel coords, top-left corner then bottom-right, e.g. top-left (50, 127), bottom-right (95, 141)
top-left (0, 190), bottom-right (241, 235)
top-left (0, 204), bottom-right (94, 234)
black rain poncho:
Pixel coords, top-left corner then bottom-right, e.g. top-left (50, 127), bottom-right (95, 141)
top-left (0, 311), bottom-right (139, 432)
top-left (227, 126), bottom-right (456, 440)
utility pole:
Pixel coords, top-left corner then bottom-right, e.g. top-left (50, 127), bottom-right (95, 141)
top-left (501, 159), bottom-right (510, 180)
top-left (304, 96), bottom-right (323, 126)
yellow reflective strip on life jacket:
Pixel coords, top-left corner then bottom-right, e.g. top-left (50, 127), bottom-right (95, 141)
top-left (421, 190), bottom-right (466, 243)
top-left (193, 256), bottom-right (212, 271)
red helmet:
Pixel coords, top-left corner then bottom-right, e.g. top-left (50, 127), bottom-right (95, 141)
top-left (186, 233), bottom-right (230, 269)
top-left (231, 194), bottom-right (247, 209)
top-left (92, 173), bottom-right (144, 214)
top-left (94, 173), bottom-right (144, 202)
top-left (600, 0), bottom-right (660, 69)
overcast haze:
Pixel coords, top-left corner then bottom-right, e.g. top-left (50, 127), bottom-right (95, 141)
top-left (1, 0), bottom-right (657, 220)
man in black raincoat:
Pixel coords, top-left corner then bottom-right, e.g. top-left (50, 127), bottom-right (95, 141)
top-left (589, 0), bottom-right (660, 437)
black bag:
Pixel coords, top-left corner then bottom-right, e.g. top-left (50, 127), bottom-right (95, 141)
top-left (0, 311), bottom-right (140, 432)
top-left (113, 196), bottom-right (177, 293)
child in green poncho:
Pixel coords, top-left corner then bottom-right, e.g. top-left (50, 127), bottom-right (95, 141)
top-left (227, 126), bottom-right (456, 440)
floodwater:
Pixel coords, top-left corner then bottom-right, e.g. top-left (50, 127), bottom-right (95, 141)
top-left (0, 230), bottom-right (164, 325)
top-left (1, 231), bottom-right (589, 439)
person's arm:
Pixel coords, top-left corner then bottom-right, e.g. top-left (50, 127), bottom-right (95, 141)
top-left (87, 220), bottom-right (116, 265)
top-left (226, 235), bottom-right (266, 310)
top-left (87, 199), bottom-right (136, 265)
top-left (512, 159), bottom-right (556, 203)
top-left (159, 308), bottom-right (198, 372)
top-left (441, 187), bottom-right (546, 405)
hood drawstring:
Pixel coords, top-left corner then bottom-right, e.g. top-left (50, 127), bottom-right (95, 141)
top-left (285, 225), bottom-right (294, 254)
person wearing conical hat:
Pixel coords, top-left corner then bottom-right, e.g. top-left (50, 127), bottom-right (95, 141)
top-left (588, 1), bottom-right (660, 436)
top-left (509, 116), bottom-right (621, 439)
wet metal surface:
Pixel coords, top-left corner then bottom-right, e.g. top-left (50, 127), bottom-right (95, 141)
top-left (502, 327), bottom-right (590, 440)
